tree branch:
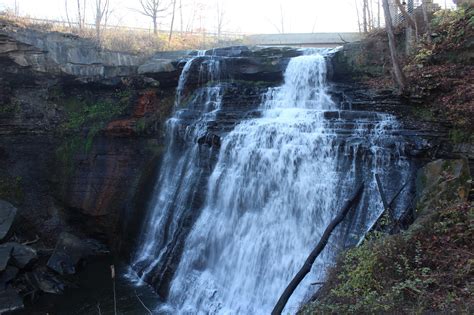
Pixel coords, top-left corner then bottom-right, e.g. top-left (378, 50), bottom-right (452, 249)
top-left (271, 182), bottom-right (365, 315)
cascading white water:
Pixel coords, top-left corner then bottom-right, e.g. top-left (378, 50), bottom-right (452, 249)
top-left (129, 53), bottom-right (224, 285)
top-left (165, 51), bottom-right (410, 314)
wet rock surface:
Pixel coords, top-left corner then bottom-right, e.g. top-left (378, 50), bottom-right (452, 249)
top-left (0, 198), bottom-right (111, 313)
top-left (0, 200), bottom-right (16, 241)
top-left (25, 267), bottom-right (65, 294)
top-left (0, 266), bottom-right (18, 290)
top-left (47, 232), bottom-right (107, 275)
top-left (0, 245), bottom-right (11, 272)
top-left (416, 158), bottom-right (471, 215)
top-left (5, 242), bottom-right (37, 269)
top-left (0, 288), bottom-right (24, 314)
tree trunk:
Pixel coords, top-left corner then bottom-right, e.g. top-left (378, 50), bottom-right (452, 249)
top-left (421, 0), bottom-right (432, 43)
top-left (179, 0), bottom-right (184, 34)
top-left (382, 0), bottom-right (406, 90)
top-left (153, 16), bottom-right (157, 35)
top-left (363, 0), bottom-right (368, 33)
top-left (77, 0), bottom-right (83, 30)
top-left (169, 0), bottom-right (177, 43)
top-left (367, 0), bottom-right (374, 30)
top-left (355, 0), bottom-right (362, 33)
top-left (377, 0), bottom-right (381, 28)
top-left (280, 3), bottom-right (285, 34)
top-left (271, 183), bottom-right (365, 315)
top-left (95, 6), bottom-right (101, 42)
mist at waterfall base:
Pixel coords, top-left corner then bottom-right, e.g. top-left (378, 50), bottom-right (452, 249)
top-left (129, 50), bottom-right (411, 314)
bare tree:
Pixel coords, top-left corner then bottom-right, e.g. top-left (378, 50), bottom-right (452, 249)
top-left (279, 3), bottom-right (285, 34)
top-left (94, 0), bottom-right (110, 42)
top-left (185, 0), bottom-right (198, 34)
top-left (14, 0), bottom-right (20, 16)
top-left (421, 0), bottom-right (432, 43)
top-left (138, 0), bottom-right (170, 35)
top-left (377, 0), bottom-right (381, 28)
top-left (362, 0), bottom-right (368, 32)
top-left (64, 0), bottom-right (87, 30)
top-left (168, 0), bottom-right (177, 42)
top-left (355, 0), bottom-right (362, 32)
top-left (65, 0), bottom-right (73, 27)
top-left (382, 0), bottom-right (406, 90)
top-left (76, 0), bottom-right (87, 30)
top-left (215, 0), bottom-right (227, 40)
top-left (179, 0), bottom-right (184, 33)
top-left (268, 2), bottom-right (286, 34)
top-left (367, 0), bottom-right (373, 30)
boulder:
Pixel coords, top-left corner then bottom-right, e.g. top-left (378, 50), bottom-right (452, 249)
top-left (0, 288), bottom-right (24, 314)
top-left (0, 266), bottom-right (19, 290)
top-left (416, 158), bottom-right (471, 216)
top-left (0, 246), bottom-right (12, 272)
top-left (47, 232), bottom-right (86, 275)
top-left (138, 59), bottom-right (176, 74)
top-left (47, 232), bottom-right (107, 275)
top-left (0, 243), bottom-right (38, 269)
top-left (0, 200), bottom-right (16, 241)
top-left (26, 268), bottom-right (65, 294)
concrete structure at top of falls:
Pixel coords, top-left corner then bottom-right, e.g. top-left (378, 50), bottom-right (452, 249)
top-left (132, 49), bottom-right (416, 314)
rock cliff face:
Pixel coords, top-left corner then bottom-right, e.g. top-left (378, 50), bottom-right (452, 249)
top-left (0, 23), bottom-right (302, 253)
top-left (328, 40), bottom-right (474, 176)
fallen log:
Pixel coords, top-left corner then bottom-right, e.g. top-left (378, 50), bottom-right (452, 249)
top-left (375, 173), bottom-right (394, 222)
top-left (271, 182), bottom-right (365, 315)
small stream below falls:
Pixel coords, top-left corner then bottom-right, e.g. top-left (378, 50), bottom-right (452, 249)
top-left (128, 49), bottom-right (414, 314)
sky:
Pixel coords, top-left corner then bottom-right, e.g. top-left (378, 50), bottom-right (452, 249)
top-left (0, 0), bottom-right (457, 34)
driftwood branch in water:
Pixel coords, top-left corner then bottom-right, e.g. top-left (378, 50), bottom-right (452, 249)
top-left (375, 173), bottom-right (395, 223)
top-left (388, 181), bottom-right (408, 208)
top-left (271, 183), bottom-right (365, 315)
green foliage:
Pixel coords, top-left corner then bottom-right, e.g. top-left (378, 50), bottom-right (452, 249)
top-left (411, 106), bottom-right (434, 121)
top-left (55, 135), bottom-right (82, 177)
top-left (430, 7), bottom-right (473, 49)
top-left (135, 118), bottom-right (147, 133)
top-left (115, 89), bottom-right (132, 99)
top-left (0, 173), bottom-right (23, 203)
top-left (0, 100), bottom-right (20, 115)
top-left (56, 94), bottom-right (129, 174)
top-left (449, 128), bottom-right (473, 144)
top-left (413, 48), bottom-right (433, 64)
top-left (63, 100), bottom-right (127, 131)
top-left (303, 203), bottom-right (474, 314)
top-left (432, 8), bottom-right (468, 29)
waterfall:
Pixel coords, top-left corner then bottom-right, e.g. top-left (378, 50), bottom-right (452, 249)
top-left (164, 51), bottom-right (410, 314)
top-left (131, 49), bottom-right (412, 314)
top-left (129, 53), bottom-right (224, 291)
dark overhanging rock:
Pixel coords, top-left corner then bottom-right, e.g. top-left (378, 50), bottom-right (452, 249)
top-left (47, 232), bottom-right (88, 275)
top-left (0, 245), bottom-right (12, 272)
top-left (0, 288), bottom-right (24, 314)
top-left (0, 266), bottom-right (18, 290)
top-left (0, 200), bottom-right (16, 241)
top-left (47, 232), bottom-right (108, 275)
top-left (25, 267), bottom-right (65, 294)
top-left (0, 242), bottom-right (37, 269)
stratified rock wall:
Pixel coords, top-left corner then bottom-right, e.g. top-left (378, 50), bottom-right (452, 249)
top-left (0, 23), bottom-right (299, 252)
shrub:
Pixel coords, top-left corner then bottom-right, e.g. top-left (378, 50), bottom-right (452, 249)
top-left (302, 202), bottom-right (474, 314)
